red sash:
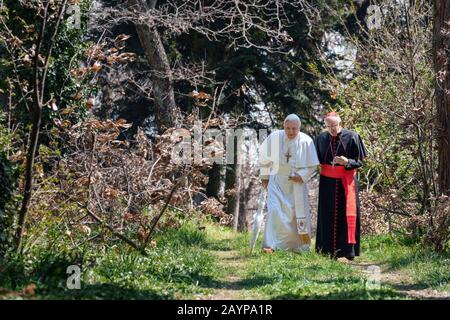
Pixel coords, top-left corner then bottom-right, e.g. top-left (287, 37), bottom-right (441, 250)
top-left (320, 164), bottom-right (357, 244)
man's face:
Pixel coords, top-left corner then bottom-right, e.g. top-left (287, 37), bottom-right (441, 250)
top-left (284, 121), bottom-right (300, 140)
top-left (325, 117), bottom-right (342, 136)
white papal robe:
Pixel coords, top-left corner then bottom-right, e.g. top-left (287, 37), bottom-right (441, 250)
top-left (259, 130), bottom-right (319, 251)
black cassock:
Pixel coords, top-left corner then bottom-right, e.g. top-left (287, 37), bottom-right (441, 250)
top-left (314, 129), bottom-right (367, 259)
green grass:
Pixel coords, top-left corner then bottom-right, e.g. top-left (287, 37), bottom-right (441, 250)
top-left (204, 224), bottom-right (250, 251)
top-left (243, 250), bottom-right (401, 299)
top-left (201, 225), bottom-right (449, 299)
top-left (360, 234), bottom-right (450, 292)
top-left (1, 219), bottom-right (449, 299)
top-left (198, 224), bottom-right (402, 300)
top-left (0, 220), bottom-right (220, 299)
top-left (222, 228), bottom-right (402, 300)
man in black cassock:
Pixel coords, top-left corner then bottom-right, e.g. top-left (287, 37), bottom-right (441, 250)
top-left (314, 112), bottom-right (367, 260)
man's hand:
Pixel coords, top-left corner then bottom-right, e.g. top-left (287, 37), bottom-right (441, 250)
top-left (289, 174), bottom-right (304, 183)
top-left (262, 179), bottom-right (269, 189)
top-left (333, 156), bottom-right (349, 166)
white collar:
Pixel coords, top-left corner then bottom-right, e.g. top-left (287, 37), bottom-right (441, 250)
top-left (283, 131), bottom-right (299, 143)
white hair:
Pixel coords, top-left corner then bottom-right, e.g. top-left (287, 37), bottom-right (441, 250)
top-left (283, 114), bottom-right (301, 127)
top-left (324, 115), bottom-right (342, 123)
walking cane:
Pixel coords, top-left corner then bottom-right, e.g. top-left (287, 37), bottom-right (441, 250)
top-left (250, 189), bottom-right (267, 253)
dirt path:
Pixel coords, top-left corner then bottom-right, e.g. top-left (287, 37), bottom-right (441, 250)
top-left (379, 268), bottom-right (450, 300)
top-left (202, 250), bottom-right (450, 300)
top-left (343, 259), bottom-right (450, 300)
top-left (198, 228), bottom-right (266, 300)
top-left (204, 249), bottom-right (248, 300)
top-left (197, 225), bottom-right (449, 300)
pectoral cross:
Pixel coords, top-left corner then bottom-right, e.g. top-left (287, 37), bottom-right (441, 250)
top-left (285, 151), bottom-right (292, 163)
top-left (331, 159), bottom-right (336, 168)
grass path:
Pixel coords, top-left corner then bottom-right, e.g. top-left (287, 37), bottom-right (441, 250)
top-left (197, 225), bottom-right (266, 300)
top-left (344, 259), bottom-right (450, 300)
top-left (194, 224), bottom-right (450, 300)
top-left (1, 220), bottom-right (448, 300)
top-left (204, 250), bottom-right (248, 299)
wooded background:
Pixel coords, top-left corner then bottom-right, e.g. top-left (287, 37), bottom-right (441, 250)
top-left (0, 0), bottom-right (449, 262)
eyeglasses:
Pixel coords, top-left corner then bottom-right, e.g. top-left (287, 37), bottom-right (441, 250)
top-left (324, 124), bottom-right (340, 129)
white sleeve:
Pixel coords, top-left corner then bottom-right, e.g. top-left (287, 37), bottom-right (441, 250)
top-left (259, 134), bottom-right (272, 180)
top-left (295, 138), bottom-right (319, 182)
top-left (295, 166), bottom-right (317, 182)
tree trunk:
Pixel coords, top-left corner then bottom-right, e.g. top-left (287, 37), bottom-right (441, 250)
top-left (224, 130), bottom-right (240, 223)
top-left (130, 0), bottom-right (180, 131)
top-left (433, 0), bottom-right (450, 195)
top-left (225, 165), bottom-right (236, 207)
top-left (239, 171), bottom-right (255, 233)
top-left (236, 145), bottom-right (255, 232)
top-left (15, 1), bottom-right (68, 253)
top-left (206, 163), bottom-right (222, 199)
top-left (232, 162), bottom-right (242, 232)
top-left (15, 104), bottom-right (42, 253)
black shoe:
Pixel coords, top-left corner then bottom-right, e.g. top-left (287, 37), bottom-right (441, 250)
top-left (346, 256), bottom-right (355, 261)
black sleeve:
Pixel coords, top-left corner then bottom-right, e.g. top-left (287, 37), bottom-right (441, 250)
top-left (357, 134), bottom-right (368, 159)
top-left (345, 134), bottom-right (367, 170)
top-left (314, 135), bottom-right (321, 163)
top-left (345, 158), bottom-right (363, 170)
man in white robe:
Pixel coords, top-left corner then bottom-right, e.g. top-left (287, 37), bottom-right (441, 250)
top-left (259, 114), bottom-right (319, 252)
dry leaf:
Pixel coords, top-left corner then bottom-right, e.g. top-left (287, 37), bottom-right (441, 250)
top-left (49, 99), bottom-right (58, 111)
top-left (73, 92), bottom-right (83, 100)
top-left (103, 187), bottom-right (121, 198)
top-left (115, 119), bottom-right (133, 129)
top-left (79, 225), bottom-right (91, 235)
top-left (9, 150), bottom-right (25, 162)
top-left (115, 34), bottom-right (131, 42)
top-left (86, 97), bottom-right (95, 109)
top-left (22, 284), bottom-right (36, 296)
top-left (91, 61), bottom-right (102, 72)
